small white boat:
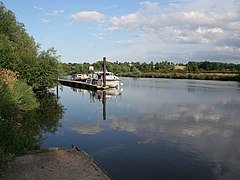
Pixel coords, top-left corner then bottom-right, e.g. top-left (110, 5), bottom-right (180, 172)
top-left (86, 70), bottom-right (122, 88)
top-left (71, 74), bottom-right (88, 81)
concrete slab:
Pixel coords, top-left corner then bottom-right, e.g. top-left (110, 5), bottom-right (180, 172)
top-left (1, 148), bottom-right (111, 180)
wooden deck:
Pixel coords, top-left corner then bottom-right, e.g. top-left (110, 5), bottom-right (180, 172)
top-left (58, 79), bottom-right (109, 90)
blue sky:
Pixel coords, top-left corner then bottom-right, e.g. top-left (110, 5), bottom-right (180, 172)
top-left (1, 0), bottom-right (240, 63)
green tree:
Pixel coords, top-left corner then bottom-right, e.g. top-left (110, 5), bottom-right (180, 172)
top-left (187, 61), bottom-right (199, 72)
top-left (0, 2), bottom-right (61, 89)
top-left (33, 48), bottom-right (61, 89)
top-left (0, 2), bottom-right (38, 70)
top-left (130, 65), bottom-right (141, 77)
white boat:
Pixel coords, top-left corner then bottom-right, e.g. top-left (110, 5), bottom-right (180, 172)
top-left (86, 70), bottom-right (122, 88)
top-left (71, 74), bottom-right (88, 81)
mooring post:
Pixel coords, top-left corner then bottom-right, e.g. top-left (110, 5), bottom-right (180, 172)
top-left (102, 91), bottom-right (106, 120)
top-left (103, 57), bottom-right (106, 88)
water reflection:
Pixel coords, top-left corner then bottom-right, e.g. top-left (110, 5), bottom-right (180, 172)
top-left (71, 87), bottom-right (123, 120)
top-left (72, 88), bottom-right (123, 102)
top-left (44, 78), bottom-right (240, 180)
top-left (0, 90), bottom-right (64, 174)
top-left (34, 91), bottom-right (65, 133)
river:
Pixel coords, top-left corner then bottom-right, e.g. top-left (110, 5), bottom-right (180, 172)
top-left (43, 77), bottom-right (240, 180)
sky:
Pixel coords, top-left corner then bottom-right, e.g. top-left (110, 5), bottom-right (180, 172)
top-left (1, 0), bottom-right (240, 64)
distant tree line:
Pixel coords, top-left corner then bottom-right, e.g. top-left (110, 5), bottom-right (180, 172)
top-left (61, 60), bottom-right (240, 76)
top-left (187, 61), bottom-right (240, 73)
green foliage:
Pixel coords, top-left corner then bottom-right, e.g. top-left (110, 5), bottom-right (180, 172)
top-left (0, 147), bottom-right (14, 176)
top-left (0, 2), bottom-right (38, 70)
top-left (187, 61), bottom-right (240, 73)
top-left (31, 48), bottom-right (62, 89)
top-left (0, 83), bottom-right (16, 119)
top-left (0, 68), bottom-right (64, 176)
top-left (0, 2), bottom-right (61, 90)
top-left (0, 80), bottom-right (39, 117)
top-left (130, 65), bottom-right (141, 77)
top-left (187, 61), bottom-right (199, 72)
top-left (0, 69), bottom-right (39, 120)
top-left (61, 62), bottom-right (92, 75)
top-left (0, 34), bottom-right (18, 70)
top-left (10, 80), bottom-right (39, 110)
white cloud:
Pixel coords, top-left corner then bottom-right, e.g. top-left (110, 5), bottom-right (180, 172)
top-left (140, 1), bottom-right (160, 12)
top-left (108, 1), bottom-right (240, 37)
top-left (92, 33), bottom-right (106, 40)
top-left (40, 18), bottom-right (50, 24)
top-left (49, 9), bottom-right (64, 16)
top-left (216, 46), bottom-right (240, 53)
top-left (106, 0), bottom-right (240, 62)
top-left (171, 27), bottom-right (224, 44)
top-left (196, 27), bottom-right (223, 34)
top-left (108, 13), bottom-right (139, 31)
top-left (116, 39), bottom-right (133, 44)
top-left (71, 11), bottom-right (105, 22)
top-left (103, 5), bottom-right (118, 10)
top-left (33, 6), bottom-right (43, 10)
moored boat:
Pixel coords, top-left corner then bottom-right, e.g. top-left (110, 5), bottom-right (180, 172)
top-left (86, 70), bottom-right (122, 88)
top-left (71, 74), bottom-right (88, 81)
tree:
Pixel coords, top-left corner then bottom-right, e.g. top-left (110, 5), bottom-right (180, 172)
top-left (187, 61), bottom-right (199, 72)
top-left (0, 2), bottom-right (61, 89)
top-left (0, 2), bottom-right (38, 71)
top-left (33, 48), bottom-right (61, 89)
top-left (130, 65), bottom-right (141, 77)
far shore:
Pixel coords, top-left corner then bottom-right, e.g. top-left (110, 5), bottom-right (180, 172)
top-left (117, 72), bottom-right (240, 82)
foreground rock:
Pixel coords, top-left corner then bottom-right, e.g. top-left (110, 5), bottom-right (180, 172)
top-left (2, 148), bottom-right (111, 180)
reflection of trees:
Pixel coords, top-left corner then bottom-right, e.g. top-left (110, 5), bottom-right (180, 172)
top-left (17, 90), bottom-right (64, 146)
top-left (34, 91), bottom-right (64, 133)
top-left (0, 91), bottom-right (64, 175)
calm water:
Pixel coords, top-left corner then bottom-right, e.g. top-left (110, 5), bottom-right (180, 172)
top-left (43, 78), bottom-right (240, 180)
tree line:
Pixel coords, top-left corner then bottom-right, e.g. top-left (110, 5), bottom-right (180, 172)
top-left (187, 61), bottom-right (240, 73)
top-left (61, 60), bottom-right (240, 76)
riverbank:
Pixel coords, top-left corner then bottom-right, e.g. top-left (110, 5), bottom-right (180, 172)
top-left (118, 72), bottom-right (240, 81)
top-left (1, 147), bottom-right (111, 180)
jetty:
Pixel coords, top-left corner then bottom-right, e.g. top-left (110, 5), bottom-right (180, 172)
top-left (59, 57), bottom-right (110, 90)
top-left (58, 79), bottom-right (109, 90)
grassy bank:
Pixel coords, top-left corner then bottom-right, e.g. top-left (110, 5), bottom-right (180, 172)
top-left (118, 72), bottom-right (240, 81)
